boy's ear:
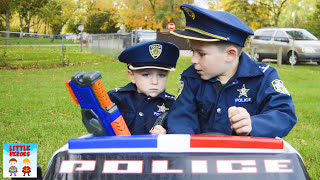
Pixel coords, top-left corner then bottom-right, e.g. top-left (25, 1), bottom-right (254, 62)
top-left (128, 70), bottom-right (136, 84)
top-left (226, 46), bottom-right (238, 62)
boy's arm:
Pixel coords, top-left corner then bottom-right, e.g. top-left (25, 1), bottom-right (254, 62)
top-left (250, 68), bottom-right (297, 138)
top-left (167, 77), bottom-right (200, 134)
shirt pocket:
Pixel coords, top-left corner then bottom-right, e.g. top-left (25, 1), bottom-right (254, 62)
top-left (197, 103), bottom-right (214, 123)
top-left (119, 109), bottom-right (136, 130)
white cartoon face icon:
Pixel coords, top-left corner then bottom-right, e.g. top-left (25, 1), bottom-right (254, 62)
top-left (9, 161), bottom-right (17, 166)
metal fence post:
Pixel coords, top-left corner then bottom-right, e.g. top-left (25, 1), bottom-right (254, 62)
top-left (62, 35), bottom-right (65, 66)
top-left (277, 46), bottom-right (282, 67)
top-left (5, 31), bottom-right (10, 45)
top-left (38, 35), bottom-right (41, 50)
top-left (112, 34), bottom-right (114, 57)
top-left (291, 39), bottom-right (294, 70)
top-left (80, 33), bottom-right (83, 52)
top-left (250, 47), bottom-right (254, 60)
top-left (117, 34), bottom-right (120, 55)
top-left (98, 35), bottom-right (101, 54)
top-left (131, 31), bottom-right (133, 46)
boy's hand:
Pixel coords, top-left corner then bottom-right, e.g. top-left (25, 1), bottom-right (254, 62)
top-left (149, 125), bottom-right (167, 135)
top-left (228, 106), bottom-right (252, 136)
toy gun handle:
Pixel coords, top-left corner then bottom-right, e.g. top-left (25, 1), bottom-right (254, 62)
top-left (91, 78), bottom-right (131, 136)
top-left (66, 71), bottom-right (131, 136)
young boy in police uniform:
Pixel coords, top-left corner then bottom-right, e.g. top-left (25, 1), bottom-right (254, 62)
top-left (108, 40), bottom-right (179, 135)
top-left (167, 4), bottom-right (297, 137)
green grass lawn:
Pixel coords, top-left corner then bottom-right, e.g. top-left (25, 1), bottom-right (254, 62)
top-left (0, 37), bottom-right (79, 45)
top-left (0, 46), bottom-right (108, 67)
top-left (0, 54), bottom-right (319, 179)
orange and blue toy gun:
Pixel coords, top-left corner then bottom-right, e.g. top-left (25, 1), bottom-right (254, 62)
top-left (65, 71), bottom-right (131, 136)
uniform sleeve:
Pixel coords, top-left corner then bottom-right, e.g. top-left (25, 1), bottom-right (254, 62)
top-left (167, 76), bottom-right (201, 134)
top-left (251, 68), bottom-right (297, 138)
top-left (107, 90), bottom-right (120, 106)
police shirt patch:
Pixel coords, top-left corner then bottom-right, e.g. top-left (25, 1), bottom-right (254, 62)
top-left (175, 81), bottom-right (184, 100)
top-left (149, 44), bottom-right (162, 59)
top-left (234, 84), bottom-right (252, 103)
top-left (272, 79), bottom-right (290, 96)
top-left (153, 103), bottom-right (169, 116)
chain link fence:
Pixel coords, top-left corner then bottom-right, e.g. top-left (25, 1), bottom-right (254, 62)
top-left (0, 31), bottom-right (83, 66)
top-left (1, 30), bottom-right (190, 66)
top-left (88, 32), bottom-right (133, 58)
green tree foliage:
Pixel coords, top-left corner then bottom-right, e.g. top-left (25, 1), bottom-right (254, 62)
top-left (152, 0), bottom-right (194, 30)
top-left (256, 0), bottom-right (288, 26)
top-left (0, 0), bottom-right (11, 31)
top-left (65, 19), bottom-right (80, 34)
top-left (14, 0), bottom-right (48, 33)
top-left (279, 0), bottom-right (319, 37)
top-left (45, 0), bottom-right (87, 35)
top-left (85, 9), bottom-right (120, 34)
top-left (213, 0), bottom-right (290, 29)
top-left (297, 2), bottom-right (320, 37)
top-left (1, 0), bottom-right (318, 36)
top-left (115, 0), bottom-right (193, 32)
top-left (212, 0), bottom-right (270, 30)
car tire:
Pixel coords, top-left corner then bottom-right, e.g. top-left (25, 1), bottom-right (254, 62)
top-left (288, 52), bottom-right (298, 65)
top-left (253, 50), bottom-right (262, 62)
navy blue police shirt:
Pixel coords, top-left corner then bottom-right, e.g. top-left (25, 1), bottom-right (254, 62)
top-left (108, 83), bottom-right (174, 135)
top-left (167, 52), bottom-right (297, 138)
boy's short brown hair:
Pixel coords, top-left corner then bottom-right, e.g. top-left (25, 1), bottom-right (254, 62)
top-left (9, 158), bottom-right (17, 163)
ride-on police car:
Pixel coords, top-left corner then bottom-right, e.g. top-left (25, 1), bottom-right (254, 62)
top-left (42, 71), bottom-right (310, 180)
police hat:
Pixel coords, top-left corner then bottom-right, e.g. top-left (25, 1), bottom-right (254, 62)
top-left (171, 4), bottom-right (254, 47)
top-left (118, 41), bottom-right (179, 71)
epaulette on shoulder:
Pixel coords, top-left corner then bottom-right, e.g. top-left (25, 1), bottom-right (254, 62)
top-left (165, 94), bottom-right (175, 99)
top-left (113, 87), bottom-right (121, 92)
top-left (258, 64), bottom-right (270, 73)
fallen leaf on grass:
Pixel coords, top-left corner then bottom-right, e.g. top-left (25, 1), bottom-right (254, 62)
top-left (300, 122), bottom-right (307, 127)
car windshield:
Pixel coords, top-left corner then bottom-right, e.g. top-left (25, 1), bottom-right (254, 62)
top-left (285, 29), bottom-right (318, 40)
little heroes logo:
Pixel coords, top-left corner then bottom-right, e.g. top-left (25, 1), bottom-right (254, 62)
top-left (3, 144), bottom-right (37, 178)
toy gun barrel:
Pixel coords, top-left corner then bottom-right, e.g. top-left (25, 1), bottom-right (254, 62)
top-left (66, 71), bottom-right (131, 136)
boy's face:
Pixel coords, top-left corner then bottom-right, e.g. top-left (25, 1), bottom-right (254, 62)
top-left (189, 40), bottom-right (231, 80)
top-left (128, 68), bottom-right (169, 97)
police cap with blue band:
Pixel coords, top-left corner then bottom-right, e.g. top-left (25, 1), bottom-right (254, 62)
top-left (118, 40), bottom-right (179, 71)
top-left (170, 4), bottom-right (254, 47)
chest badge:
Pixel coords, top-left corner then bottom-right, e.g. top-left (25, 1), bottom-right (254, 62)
top-left (157, 103), bottom-right (169, 113)
top-left (237, 84), bottom-right (250, 97)
top-left (153, 103), bottom-right (169, 116)
top-left (235, 84), bottom-right (252, 103)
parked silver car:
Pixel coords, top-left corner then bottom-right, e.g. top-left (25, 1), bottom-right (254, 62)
top-left (249, 27), bottom-right (320, 65)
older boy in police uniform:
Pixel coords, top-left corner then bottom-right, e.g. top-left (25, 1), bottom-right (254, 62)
top-left (167, 4), bottom-right (297, 137)
top-left (108, 41), bottom-right (179, 135)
